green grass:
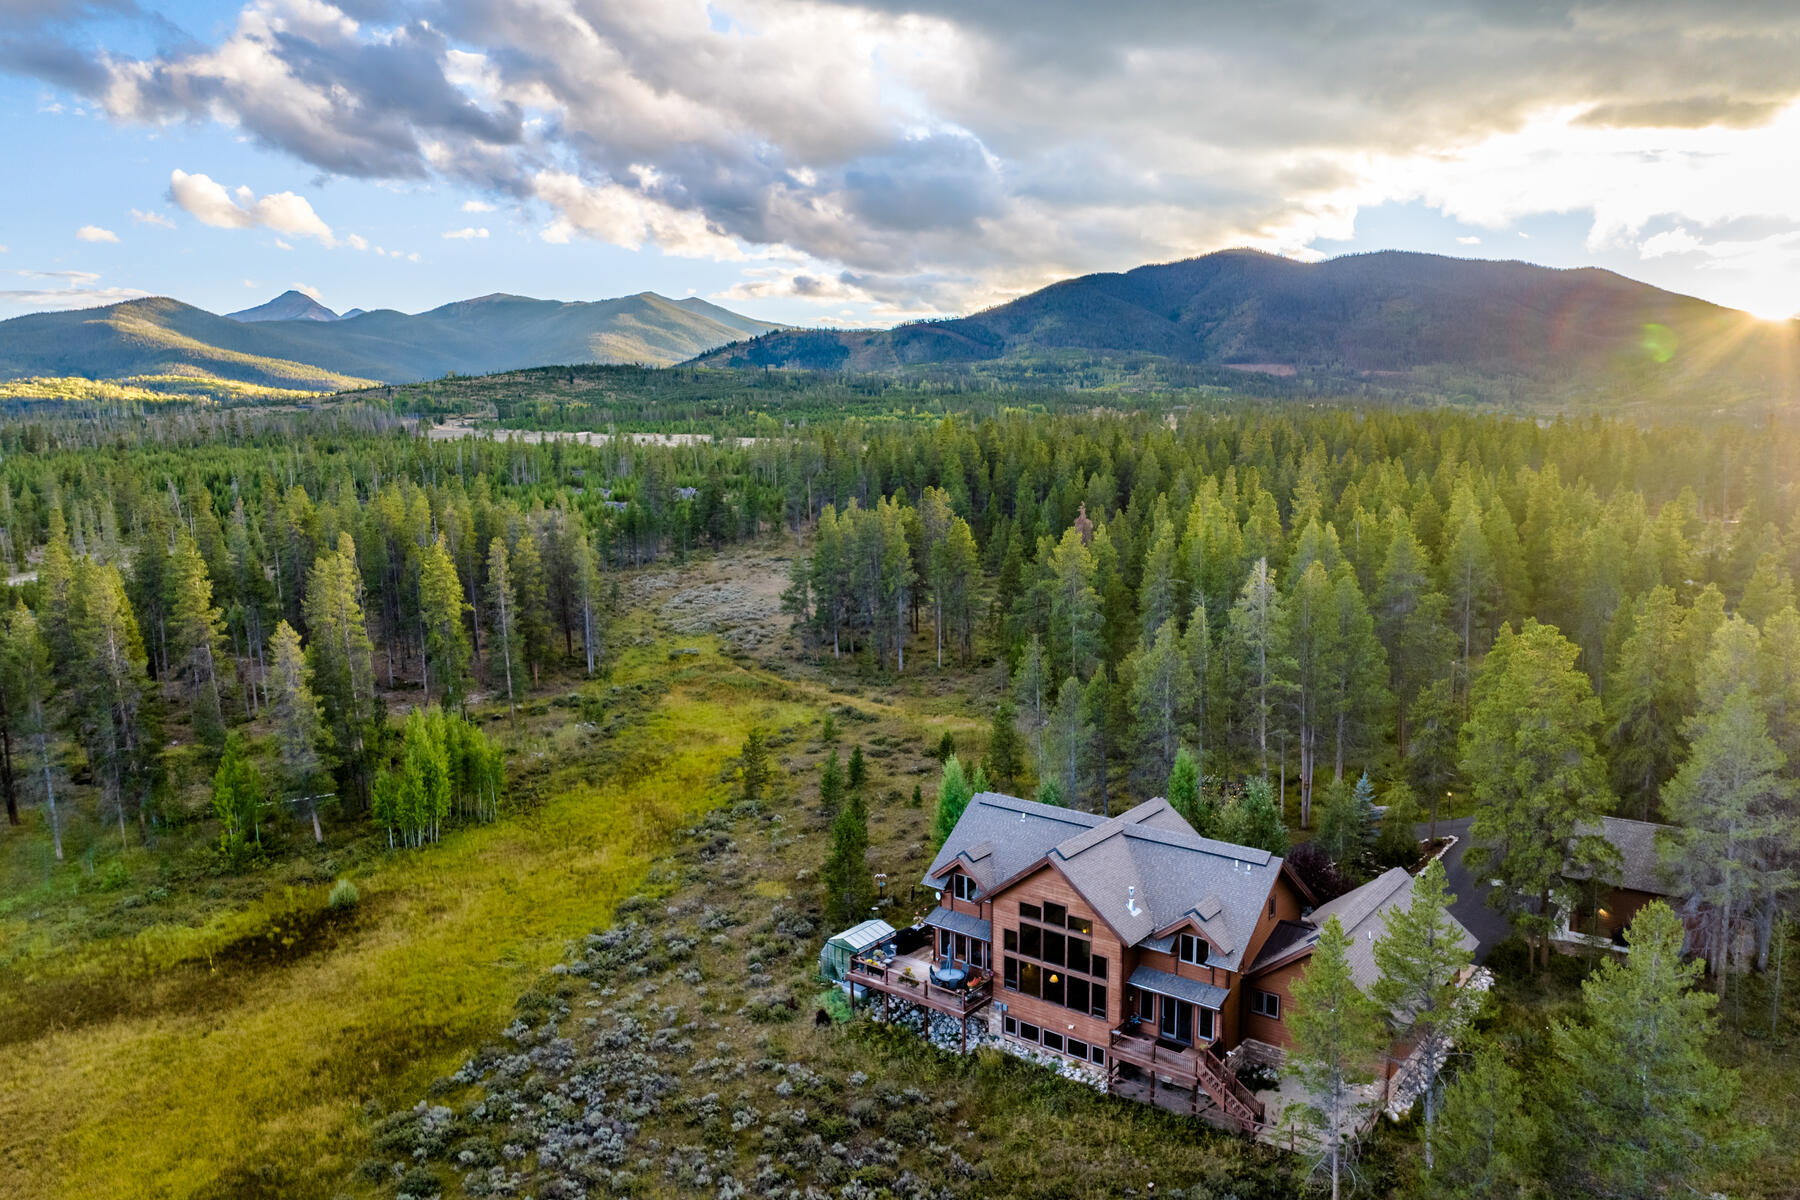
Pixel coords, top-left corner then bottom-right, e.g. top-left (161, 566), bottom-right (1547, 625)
top-left (0, 621), bottom-right (816, 1199)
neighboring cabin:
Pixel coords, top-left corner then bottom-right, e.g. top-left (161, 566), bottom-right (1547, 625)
top-left (841, 792), bottom-right (1475, 1132)
top-left (1557, 815), bottom-right (1681, 948)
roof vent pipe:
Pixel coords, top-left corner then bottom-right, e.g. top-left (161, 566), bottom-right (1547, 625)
top-left (1126, 885), bottom-right (1142, 917)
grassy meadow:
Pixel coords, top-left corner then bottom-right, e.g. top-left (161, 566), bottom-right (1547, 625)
top-left (0, 609), bottom-right (819, 1198)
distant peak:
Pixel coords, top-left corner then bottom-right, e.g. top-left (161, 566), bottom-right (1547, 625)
top-left (227, 290), bottom-right (340, 323)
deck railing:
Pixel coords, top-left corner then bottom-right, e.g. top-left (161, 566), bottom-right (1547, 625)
top-left (1107, 1028), bottom-right (1265, 1130)
top-left (847, 958), bottom-right (993, 1017)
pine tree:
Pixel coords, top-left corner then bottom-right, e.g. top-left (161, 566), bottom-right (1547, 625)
top-left (0, 601), bottom-right (60, 855)
top-left (1181, 599), bottom-right (1212, 770)
top-left (70, 558), bottom-right (154, 847)
top-left (418, 532), bottom-right (472, 707)
top-left (1372, 857), bottom-right (1473, 1169)
top-left (938, 516), bottom-right (981, 664)
top-left (1217, 775), bottom-right (1287, 855)
top-left (1462, 620), bottom-right (1614, 968)
top-left (822, 788), bottom-right (874, 929)
top-left (1326, 565), bottom-right (1390, 782)
top-left (1128, 619), bottom-right (1187, 787)
top-left (818, 747), bottom-right (845, 816)
top-left (1048, 525), bottom-right (1103, 684)
top-left (303, 533), bottom-right (380, 805)
top-left (932, 754), bottom-right (973, 845)
top-left (1316, 772), bottom-right (1378, 870)
top-left (983, 699), bottom-right (1022, 790)
top-left (1047, 674), bottom-right (1096, 809)
top-left (1374, 780), bottom-right (1423, 867)
top-left (1661, 618), bottom-right (1794, 991)
top-left (211, 731), bottom-right (264, 855)
top-left (1228, 558), bottom-right (1286, 775)
top-left (847, 744), bottom-right (866, 793)
top-left (166, 531), bottom-right (232, 747)
top-left (740, 727), bottom-right (770, 802)
top-left (1441, 486), bottom-right (1497, 698)
top-left (1166, 747), bottom-right (1209, 834)
top-left (1549, 902), bottom-right (1753, 1199)
top-left (1137, 511), bottom-right (1179, 645)
top-left (1425, 1039), bottom-right (1537, 1200)
top-left (511, 527), bottom-right (553, 684)
top-left (268, 620), bottom-right (328, 842)
top-left (485, 536), bottom-right (522, 712)
top-left (1281, 560), bottom-right (1334, 826)
top-left (1377, 513), bottom-right (1456, 753)
top-left (1291, 915), bottom-right (1386, 1200)
top-left (1014, 634), bottom-right (1050, 784)
top-left (1604, 586), bottom-right (1691, 819)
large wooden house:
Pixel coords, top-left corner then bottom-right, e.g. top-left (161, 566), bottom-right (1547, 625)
top-left (849, 792), bottom-right (1473, 1131)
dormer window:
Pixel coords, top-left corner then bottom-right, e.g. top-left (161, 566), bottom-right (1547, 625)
top-left (1178, 933), bottom-right (1209, 966)
top-left (951, 873), bottom-right (978, 902)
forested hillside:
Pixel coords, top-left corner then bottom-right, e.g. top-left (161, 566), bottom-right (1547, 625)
top-left (0, 291), bottom-right (784, 395)
top-left (1, 393), bottom-right (1795, 1197)
top-left (698, 249), bottom-right (1800, 410)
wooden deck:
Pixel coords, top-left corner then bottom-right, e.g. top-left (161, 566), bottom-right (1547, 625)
top-left (1106, 1030), bottom-right (1266, 1132)
top-left (848, 957), bottom-right (994, 1024)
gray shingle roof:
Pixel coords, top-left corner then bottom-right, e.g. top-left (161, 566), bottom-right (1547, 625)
top-left (1251, 867), bottom-right (1477, 993)
top-left (928, 793), bottom-right (1286, 972)
top-left (922, 907), bottom-right (992, 942)
top-left (1572, 816), bottom-right (1676, 896)
top-left (1128, 964), bottom-right (1230, 1010)
top-left (921, 792), bottom-right (1106, 894)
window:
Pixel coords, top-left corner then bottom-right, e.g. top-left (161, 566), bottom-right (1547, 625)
top-left (1004, 900), bottom-right (1108, 1020)
top-left (1091, 1046), bottom-right (1106, 1067)
top-left (1197, 1006), bottom-right (1216, 1041)
top-left (1178, 933), bottom-right (1209, 966)
top-left (1137, 989), bottom-right (1155, 1021)
top-left (1268, 895), bottom-right (1277, 917)
top-left (952, 873), bottom-right (978, 901)
top-left (1020, 1021), bottom-right (1040, 1043)
top-left (1068, 1038), bottom-right (1089, 1060)
top-left (1043, 1032), bottom-right (1064, 1053)
top-left (1068, 939), bottom-right (1091, 974)
top-left (1251, 989), bottom-right (1281, 1020)
top-left (1004, 1016), bottom-right (1018, 1036)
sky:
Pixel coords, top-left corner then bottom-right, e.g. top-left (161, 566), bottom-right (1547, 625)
top-left (3, 0), bottom-right (1800, 327)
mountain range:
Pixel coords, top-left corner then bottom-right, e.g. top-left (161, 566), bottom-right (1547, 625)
top-left (694, 250), bottom-right (1800, 405)
top-left (0, 291), bottom-right (787, 392)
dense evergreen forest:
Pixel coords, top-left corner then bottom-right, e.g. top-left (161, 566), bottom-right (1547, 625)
top-left (4, 398), bottom-right (1797, 960)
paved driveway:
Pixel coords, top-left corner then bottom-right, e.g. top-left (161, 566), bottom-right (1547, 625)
top-left (1417, 816), bottom-right (1512, 962)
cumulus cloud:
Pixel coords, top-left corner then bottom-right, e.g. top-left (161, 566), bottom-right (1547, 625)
top-left (9, 0), bottom-right (1800, 315)
top-left (129, 207), bottom-right (174, 228)
top-left (75, 224), bottom-right (118, 242)
top-left (168, 169), bottom-right (335, 244)
top-left (442, 226), bottom-right (488, 239)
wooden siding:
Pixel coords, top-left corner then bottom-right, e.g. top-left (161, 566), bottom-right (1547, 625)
top-left (1241, 957), bottom-right (1304, 1050)
top-left (987, 863), bottom-right (1124, 1052)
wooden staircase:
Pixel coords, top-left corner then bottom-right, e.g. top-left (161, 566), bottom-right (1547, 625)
top-left (1106, 1029), bottom-right (1266, 1133)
